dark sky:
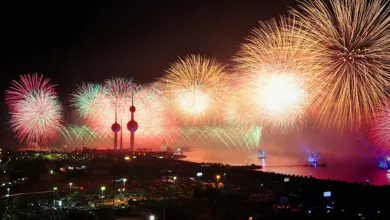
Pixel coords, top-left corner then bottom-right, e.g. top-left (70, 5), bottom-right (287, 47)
top-left (0, 0), bottom-right (297, 143)
top-left (0, 0), bottom-right (297, 97)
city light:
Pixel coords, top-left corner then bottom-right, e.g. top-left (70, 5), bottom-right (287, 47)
top-left (53, 187), bottom-right (58, 206)
top-left (149, 214), bottom-right (155, 220)
top-left (123, 178), bottom-right (127, 190)
top-left (101, 186), bottom-right (106, 197)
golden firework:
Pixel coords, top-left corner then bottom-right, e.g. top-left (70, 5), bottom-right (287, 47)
top-left (160, 54), bottom-right (229, 125)
top-left (235, 16), bottom-right (315, 132)
top-left (292, 0), bottom-right (390, 130)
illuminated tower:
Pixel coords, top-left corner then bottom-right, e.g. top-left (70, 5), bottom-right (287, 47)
top-left (111, 106), bottom-right (121, 150)
top-left (127, 92), bottom-right (138, 151)
top-left (120, 118), bottom-right (123, 150)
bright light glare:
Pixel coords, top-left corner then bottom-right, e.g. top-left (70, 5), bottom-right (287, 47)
top-left (251, 72), bottom-right (307, 129)
top-left (176, 89), bottom-right (209, 115)
top-left (257, 73), bottom-right (305, 116)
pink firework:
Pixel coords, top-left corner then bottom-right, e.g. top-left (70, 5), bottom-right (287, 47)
top-left (5, 74), bottom-right (63, 145)
top-left (133, 85), bottom-right (180, 145)
top-left (370, 103), bottom-right (390, 154)
top-left (5, 73), bottom-right (56, 107)
top-left (71, 80), bottom-right (179, 147)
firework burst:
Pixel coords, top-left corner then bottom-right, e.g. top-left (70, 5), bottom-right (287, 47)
top-left (160, 54), bottom-right (229, 125)
top-left (71, 82), bottom-right (113, 137)
top-left (235, 16), bottom-right (313, 132)
top-left (133, 85), bottom-right (180, 144)
top-left (5, 74), bottom-right (62, 145)
top-left (5, 73), bottom-right (56, 106)
top-left (103, 77), bottom-right (136, 118)
top-left (71, 80), bottom-right (179, 147)
top-left (71, 83), bottom-right (105, 119)
top-left (292, 0), bottom-right (390, 130)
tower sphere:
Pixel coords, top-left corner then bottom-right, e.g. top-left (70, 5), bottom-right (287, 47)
top-left (111, 122), bottom-right (121, 133)
top-left (130, 106), bottom-right (136, 113)
top-left (127, 120), bottom-right (138, 132)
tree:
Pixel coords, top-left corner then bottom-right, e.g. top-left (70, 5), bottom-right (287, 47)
top-left (204, 188), bottom-right (221, 202)
top-left (71, 191), bottom-right (86, 202)
top-left (0, 200), bottom-right (8, 210)
top-left (193, 188), bottom-right (203, 199)
top-left (12, 196), bottom-right (26, 208)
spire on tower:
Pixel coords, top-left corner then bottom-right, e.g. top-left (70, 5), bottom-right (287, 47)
top-left (128, 89), bottom-right (138, 151)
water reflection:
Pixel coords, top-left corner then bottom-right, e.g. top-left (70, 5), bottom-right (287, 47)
top-left (184, 150), bottom-right (390, 186)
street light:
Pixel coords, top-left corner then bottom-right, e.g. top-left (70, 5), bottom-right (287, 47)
top-left (123, 178), bottom-right (127, 190)
top-left (173, 176), bottom-right (177, 184)
top-left (6, 188), bottom-right (10, 196)
top-left (101, 186), bottom-right (106, 197)
top-left (53, 187), bottom-right (58, 206)
top-left (216, 175), bottom-right (221, 187)
top-left (69, 182), bottom-right (73, 195)
top-left (149, 214), bottom-right (155, 220)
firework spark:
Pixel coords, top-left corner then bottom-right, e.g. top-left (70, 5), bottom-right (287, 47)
top-left (179, 125), bottom-right (262, 150)
top-left (292, 0), bottom-right (390, 130)
top-left (5, 74), bottom-right (62, 145)
top-left (5, 73), bottom-right (56, 107)
top-left (160, 54), bottom-right (228, 125)
top-left (71, 83), bottom-right (105, 119)
top-left (61, 124), bottom-right (105, 144)
top-left (370, 103), bottom-right (390, 154)
top-left (71, 80), bottom-right (179, 147)
top-left (133, 85), bottom-right (180, 144)
top-left (103, 77), bottom-right (136, 119)
top-left (235, 16), bottom-right (312, 131)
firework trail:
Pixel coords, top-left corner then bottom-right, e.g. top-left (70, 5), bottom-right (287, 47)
top-left (160, 54), bottom-right (229, 126)
top-left (179, 125), bottom-right (262, 150)
top-left (235, 16), bottom-right (313, 132)
top-left (292, 0), bottom-right (390, 130)
top-left (61, 125), bottom-right (104, 143)
top-left (5, 74), bottom-right (62, 145)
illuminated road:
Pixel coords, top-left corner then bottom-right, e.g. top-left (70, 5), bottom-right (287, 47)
top-left (0, 190), bottom-right (54, 199)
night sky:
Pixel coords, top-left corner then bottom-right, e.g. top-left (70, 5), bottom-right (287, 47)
top-left (0, 0), bottom-right (297, 144)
